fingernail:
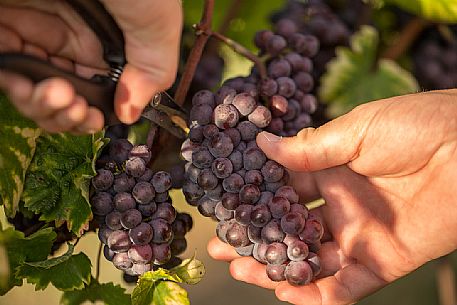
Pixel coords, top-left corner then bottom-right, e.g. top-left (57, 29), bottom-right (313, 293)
top-left (262, 132), bottom-right (282, 143)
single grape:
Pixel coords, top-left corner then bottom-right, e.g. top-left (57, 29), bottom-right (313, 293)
top-left (189, 126), bottom-right (204, 143)
top-left (214, 104), bottom-right (240, 129)
top-left (268, 196), bottom-right (291, 219)
top-left (289, 33), bottom-right (319, 57)
top-left (215, 201), bottom-right (235, 221)
top-left (285, 261), bottom-right (313, 286)
top-left (222, 173), bottom-right (244, 193)
top-left (151, 202), bottom-right (177, 224)
top-left (270, 95), bottom-right (288, 117)
top-left (176, 213), bottom-right (193, 232)
top-left (172, 219), bottom-right (187, 238)
top-left (224, 77), bottom-right (245, 92)
top-left (254, 30), bottom-right (274, 50)
top-left (293, 72), bottom-right (314, 93)
top-left (266, 35), bottom-right (287, 56)
top-left (92, 169), bottom-right (114, 191)
top-left (248, 105), bottom-right (272, 128)
top-left (128, 244), bottom-right (153, 263)
top-left (185, 163), bottom-right (201, 183)
top-left (285, 52), bottom-right (313, 73)
top-left (137, 201), bottom-right (157, 217)
top-left (275, 186), bottom-right (299, 204)
top-left (239, 184), bottom-right (261, 204)
top-left (287, 240), bottom-right (309, 262)
top-left (282, 99), bottom-right (300, 122)
top-left (189, 104), bottom-right (213, 125)
top-left (121, 209), bottom-right (142, 229)
top-left (276, 77), bottom-right (296, 98)
top-left (170, 238), bottom-right (187, 256)
top-left (258, 191), bottom-right (274, 205)
top-left (180, 139), bottom-right (200, 162)
top-left (247, 224), bottom-right (262, 243)
top-left (232, 93), bottom-right (257, 116)
top-left (197, 196), bottom-right (218, 217)
top-left (122, 273), bottom-right (138, 284)
top-left (283, 234), bottom-right (300, 247)
top-left (216, 220), bottom-right (232, 243)
top-left (151, 243), bottom-right (172, 265)
top-left (281, 212), bottom-right (306, 235)
top-left (113, 252), bottom-right (133, 270)
top-left (211, 158), bottom-right (233, 179)
top-left (132, 182), bottom-right (155, 204)
top-left (154, 191), bottom-right (169, 203)
top-left (151, 171), bottom-right (172, 193)
top-left (266, 263), bottom-right (287, 281)
top-left (298, 213), bottom-right (324, 243)
top-left (208, 132), bottom-right (234, 158)
top-left (215, 86), bottom-right (237, 104)
top-left (243, 147), bottom-right (267, 170)
top-left (223, 128), bottom-right (241, 147)
top-left (197, 168), bottom-right (219, 190)
top-left (261, 219), bottom-right (286, 243)
top-left (137, 168), bottom-right (153, 183)
top-left (307, 252), bottom-right (321, 277)
top-left (192, 89), bottom-right (216, 107)
top-left (235, 244), bottom-right (255, 257)
top-left (129, 145), bottom-right (151, 164)
top-left (108, 230), bottom-right (132, 253)
top-left (113, 173), bottom-right (136, 193)
top-left (98, 226), bottom-right (113, 245)
top-left (300, 94), bottom-right (318, 114)
top-left (109, 139), bottom-right (133, 164)
top-left (260, 78), bottom-right (278, 97)
top-left (228, 151), bottom-right (243, 171)
top-left (235, 204), bottom-right (254, 225)
top-left (182, 181), bottom-right (204, 202)
top-left (244, 170), bottom-right (263, 186)
top-left (253, 243), bottom-right (269, 264)
top-left (275, 18), bottom-right (298, 37)
top-left (131, 263), bottom-right (152, 275)
top-left (105, 211), bottom-right (123, 230)
top-left (266, 242), bottom-right (288, 265)
top-left (149, 218), bottom-right (173, 244)
top-left (221, 192), bottom-right (240, 210)
top-left (206, 183), bottom-right (224, 200)
top-left (237, 121), bottom-right (259, 141)
top-left (250, 204), bottom-right (272, 227)
top-left (203, 124), bottom-right (219, 139)
top-left (129, 222), bottom-right (153, 245)
top-left (261, 160), bottom-right (285, 183)
top-left (104, 245), bottom-right (115, 261)
top-left (91, 192), bottom-right (113, 216)
top-left (125, 157), bottom-right (146, 178)
top-left (225, 221), bottom-right (250, 247)
top-left (289, 204), bottom-right (309, 219)
top-left (192, 147), bottom-right (214, 169)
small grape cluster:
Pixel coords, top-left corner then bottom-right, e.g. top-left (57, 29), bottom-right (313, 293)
top-left (181, 90), bottom-right (323, 286)
top-left (91, 140), bottom-right (193, 280)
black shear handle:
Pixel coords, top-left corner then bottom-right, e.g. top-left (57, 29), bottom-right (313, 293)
top-left (0, 53), bottom-right (120, 125)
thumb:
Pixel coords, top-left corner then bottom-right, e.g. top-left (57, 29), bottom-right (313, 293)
top-left (256, 111), bottom-right (366, 172)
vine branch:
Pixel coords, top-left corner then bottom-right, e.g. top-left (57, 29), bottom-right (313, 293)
top-left (96, 242), bottom-right (102, 281)
top-left (382, 17), bottom-right (429, 60)
top-left (174, 0), bottom-right (214, 106)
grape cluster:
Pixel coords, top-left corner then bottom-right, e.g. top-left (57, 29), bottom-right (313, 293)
top-left (413, 28), bottom-right (457, 90)
top-left (181, 90), bottom-right (323, 286)
top-left (91, 140), bottom-right (193, 280)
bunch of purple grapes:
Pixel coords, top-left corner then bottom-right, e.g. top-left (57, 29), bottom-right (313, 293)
top-left (181, 90), bottom-right (323, 286)
top-left (90, 140), bottom-right (193, 280)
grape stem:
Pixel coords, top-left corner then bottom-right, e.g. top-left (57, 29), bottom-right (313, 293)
top-left (382, 17), bottom-right (429, 60)
top-left (209, 30), bottom-right (268, 80)
top-left (95, 242), bottom-right (102, 281)
top-left (174, 0), bottom-right (215, 106)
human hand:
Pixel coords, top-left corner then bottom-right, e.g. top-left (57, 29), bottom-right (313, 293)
top-left (208, 89), bottom-right (457, 305)
top-left (0, 0), bottom-right (182, 133)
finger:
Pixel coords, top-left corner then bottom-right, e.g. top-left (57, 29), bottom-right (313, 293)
top-left (49, 56), bottom-right (74, 72)
top-left (287, 170), bottom-right (320, 202)
top-left (256, 106), bottom-right (370, 172)
top-left (229, 257), bottom-right (280, 290)
top-left (275, 264), bottom-right (386, 305)
top-left (207, 237), bottom-right (240, 262)
top-left (0, 71), bottom-right (34, 116)
top-left (0, 23), bottom-right (22, 51)
top-left (71, 106), bottom-right (104, 134)
top-left (316, 241), bottom-right (356, 278)
top-left (22, 43), bottom-right (48, 59)
top-left (53, 96), bottom-right (88, 130)
top-left (29, 78), bottom-right (75, 119)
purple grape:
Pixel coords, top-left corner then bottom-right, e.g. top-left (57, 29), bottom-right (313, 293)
top-left (224, 77), bottom-right (245, 92)
top-left (154, 191), bottom-right (169, 203)
top-left (151, 171), bottom-right (172, 193)
top-left (248, 105), bottom-right (272, 128)
top-left (266, 35), bottom-right (287, 56)
top-left (261, 160), bottom-right (285, 183)
top-left (172, 219), bottom-right (187, 238)
top-left (268, 196), bottom-right (291, 219)
top-left (307, 252), bottom-right (321, 277)
top-left (298, 214), bottom-right (324, 243)
top-left (180, 139), bottom-right (200, 162)
top-left (206, 183), bottom-right (223, 200)
top-left (261, 219), bottom-right (286, 243)
top-left (203, 124), bottom-right (219, 139)
top-left (235, 244), bottom-right (254, 257)
top-left (92, 169), bottom-right (114, 191)
top-left (129, 145), bottom-right (151, 164)
top-left (151, 202), bottom-right (177, 224)
top-left (109, 139), bottom-right (133, 164)
top-left (275, 186), bottom-right (299, 204)
top-left (247, 224), bottom-right (262, 243)
top-left (182, 181), bottom-right (204, 202)
top-left (113, 173), bottom-right (136, 193)
top-left (260, 78), bottom-right (278, 97)
top-left (289, 204), bottom-right (309, 219)
top-left (225, 221), bottom-right (250, 247)
top-left (275, 18), bottom-right (298, 37)
top-left (258, 191), bottom-right (274, 205)
top-left (223, 128), bottom-right (241, 147)
top-left (132, 182), bottom-right (155, 204)
top-left (289, 33), bottom-right (319, 57)
top-left (212, 158), bottom-right (233, 179)
top-left (104, 245), bottom-right (115, 261)
top-left (149, 218), bottom-right (173, 244)
top-left (270, 95), bottom-right (288, 117)
top-left (197, 168), bottom-right (219, 190)
top-left (267, 118), bottom-right (284, 134)
top-left (192, 147), bottom-right (214, 169)
top-left (300, 94), bottom-right (318, 114)
top-left (239, 184), bottom-right (261, 204)
top-left (309, 240), bottom-right (321, 253)
top-left (137, 201), bottom-right (157, 217)
top-left (121, 209), bottom-right (142, 229)
top-left (189, 104), bottom-right (213, 125)
top-left (243, 148), bottom-right (267, 170)
top-left (221, 192), bottom-right (240, 210)
top-left (287, 240), bottom-right (309, 261)
top-left (129, 222), bottom-right (153, 246)
top-left (253, 243), bottom-right (269, 264)
top-left (276, 77), bottom-right (296, 98)
top-left (235, 141), bottom-right (247, 152)
top-left (91, 192), bottom-right (113, 216)
top-left (151, 243), bottom-right (172, 265)
top-left (108, 230), bottom-right (132, 252)
top-left (208, 132), bottom-right (234, 158)
top-left (105, 211), bottom-right (123, 230)
top-left (228, 151), bottom-right (243, 171)
top-left (222, 173), bottom-right (244, 193)
top-left (215, 201), bottom-right (234, 221)
top-left (215, 86), bottom-right (237, 104)
top-left (98, 226), bottom-right (113, 245)
top-left (170, 238), bottom-right (187, 256)
top-left (266, 242), bottom-right (288, 265)
top-left (293, 113), bottom-right (312, 131)
top-left (265, 172), bottom-right (289, 193)
top-left (185, 163), bottom-right (201, 183)
top-left (285, 261), bottom-right (313, 286)
top-left (266, 263), bottom-right (287, 281)
top-left (268, 58), bottom-right (291, 78)
top-left (137, 168), bottom-right (153, 183)
top-left (113, 252), bottom-right (133, 270)
top-left (251, 204), bottom-right (272, 227)
top-left (254, 30), bottom-right (274, 50)
top-left (235, 204), bottom-right (254, 225)
top-left (176, 213), bottom-right (193, 232)
top-left (213, 104), bottom-right (240, 129)
top-left (189, 126), bottom-right (204, 143)
top-left (283, 234), bottom-right (300, 247)
top-left (192, 89), bottom-right (216, 107)
top-left (128, 244), bottom-right (153, 263)
top-left (232, 93), bottom-right (257, 116)
top-left (281, 212), bottom-right (306, 235)
top-left (285, 53), bottom-right (313, 73)
top-left (197, 196), bottom-right (218, 217)
top-left (131, 263), bottom-right (151, 275)
top-left (237, 121), bottom-right (259, 141)
top-left (293, 72), bottom-right (314, 93)
top-left (244, 170), bottom-right (263, 186)
top-left (216, 220), bottom-right (232, 243)
top-left (125, 157), bottom-right (146, 178)
top-left (237, 169), bottom-right (247, 178)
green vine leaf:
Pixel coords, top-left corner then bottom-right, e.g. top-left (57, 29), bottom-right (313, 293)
top-left (170, 257), bottom-right (205, 285)
top-left (60, 277), bottom-right (131, 305)
top-left (22, 132), bottom-right (108, 235)
top-left (0, 94), bottom-right (41, 217)
top-left (0, 227), bottom-right (56, 295)
top-left (385, 0), bottom-right (457, 23)
top-left (16, 243), bottom-right (91, 291)
top-left (319, 26), bottom-right (419, 118)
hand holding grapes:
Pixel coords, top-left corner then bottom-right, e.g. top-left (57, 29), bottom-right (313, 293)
top-left (208, 89), bottom-right (457, 305)
top-left (0, 0), bottom-right (182, 133)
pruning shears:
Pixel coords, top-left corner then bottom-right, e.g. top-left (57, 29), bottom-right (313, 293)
top-left (0, 0), bottom-right (187, 138)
